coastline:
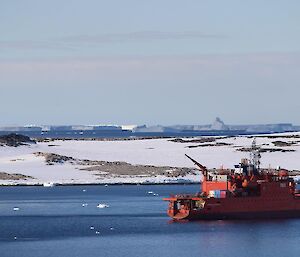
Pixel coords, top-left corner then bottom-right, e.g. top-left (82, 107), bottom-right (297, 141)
top-left (1, 132), bottom-right (300, 186)
top-left (0, 181), bottom-right (201, 187)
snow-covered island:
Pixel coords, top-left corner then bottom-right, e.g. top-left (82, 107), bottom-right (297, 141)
top-left (1, 133), bottom-right (300, 185)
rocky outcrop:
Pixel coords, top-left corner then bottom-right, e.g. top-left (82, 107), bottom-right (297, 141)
top-left (169, 137), bottom-right (217, 143)
top-left (272, 141), bottom-right (298, 147)
top-left (0, 133), bottom-right (36, 147)
top-left (34, 152), bottom-right (75, 164)
top-left (186, 142), bottom-right (232, 148)
top-left (236, 147), bottom-right (295, 153)
top-left (0, 172), bottom-right (34, 180)
top-left (34, 152), bottom-right (196, 177)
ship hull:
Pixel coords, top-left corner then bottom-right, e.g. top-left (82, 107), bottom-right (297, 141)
top-left (186, 209), bottom-right (300, 220)
top-left (166, 192), bottom-right (300, 220)
top-left (166, 151), bottom-right (300, 221)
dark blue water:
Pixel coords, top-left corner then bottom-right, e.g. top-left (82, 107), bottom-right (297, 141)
top-left (0, 185), bottom-right (299, 257)
top-left (0, 129), bottom-right (255, 139)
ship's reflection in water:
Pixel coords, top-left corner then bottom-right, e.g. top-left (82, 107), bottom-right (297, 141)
top-left (0, 185), bottom-right (299, 257)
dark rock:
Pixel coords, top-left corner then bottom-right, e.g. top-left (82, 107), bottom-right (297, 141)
top-left (34, 152), bottom-right (75, 164)
top-left (35, 151), bottom-right (196, 177)
top-left (0, 172), bottom-right (35, 180)
top-left (236, 147), bottom-right (295, 153)
top-left (0, 133), bottom-right (36, 147)
top-left (272, 141), bottom-right (298, 147)
top-left (169, 137), bottom-right (217, 144)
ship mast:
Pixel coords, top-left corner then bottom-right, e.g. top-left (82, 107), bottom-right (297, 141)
top-left (249, 138), bottom-right (261, 173)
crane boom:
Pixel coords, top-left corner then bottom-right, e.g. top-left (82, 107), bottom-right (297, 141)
top-left (185, 154), bottom-right (208, 177)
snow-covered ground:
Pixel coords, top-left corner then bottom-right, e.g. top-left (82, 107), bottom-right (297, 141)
top-left (0, 132), bottom-right (300, 185)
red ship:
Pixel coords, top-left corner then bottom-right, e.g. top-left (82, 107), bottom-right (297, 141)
top-left (164, 139), bottom-right (300, 220)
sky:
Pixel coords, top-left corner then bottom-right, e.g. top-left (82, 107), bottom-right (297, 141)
top-left (0, 0), bottom-right (300, 126)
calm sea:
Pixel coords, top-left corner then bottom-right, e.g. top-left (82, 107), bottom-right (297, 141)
top-left (0, 185), bottom-right (299, 257)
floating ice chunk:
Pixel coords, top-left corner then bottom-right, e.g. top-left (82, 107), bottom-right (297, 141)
top-left (43, 182), bottom-right (55, 187)
top-left (147, 191), bottom-right (159, 196)
top-left (97, 203), bottom-right (109, 208)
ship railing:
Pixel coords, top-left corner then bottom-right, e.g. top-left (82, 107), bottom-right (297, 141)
top-left (170, 193), bottom-right (202, 199)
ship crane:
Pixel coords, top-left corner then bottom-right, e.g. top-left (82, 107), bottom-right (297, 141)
top-left (185, 154), bottom-right (208, 177)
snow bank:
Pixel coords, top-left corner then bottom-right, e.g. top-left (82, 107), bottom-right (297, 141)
top-left (0, 132), bottom-right (300, 185)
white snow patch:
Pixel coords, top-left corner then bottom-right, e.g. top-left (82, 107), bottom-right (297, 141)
top-left (0, 132), bottom-right (300, 185)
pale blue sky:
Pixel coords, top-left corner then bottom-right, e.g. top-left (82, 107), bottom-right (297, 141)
top-left (0, 0), bottom-right (300, 125)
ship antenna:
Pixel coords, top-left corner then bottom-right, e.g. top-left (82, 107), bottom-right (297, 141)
top-left (250, 138), bottom-right (261, 172)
